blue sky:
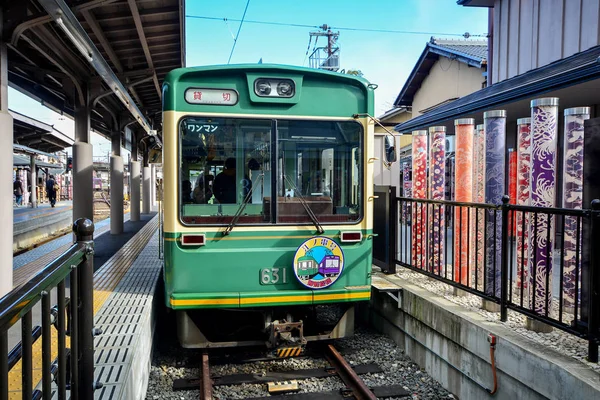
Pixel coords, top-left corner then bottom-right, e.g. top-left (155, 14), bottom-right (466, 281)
top-left (8, 0), bottom-right (488, 155)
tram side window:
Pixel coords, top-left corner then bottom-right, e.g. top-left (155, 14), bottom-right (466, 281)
top-left (275, 120), bottom-right (363, 224)
top-left (179, 117), bottom-right (271, 224)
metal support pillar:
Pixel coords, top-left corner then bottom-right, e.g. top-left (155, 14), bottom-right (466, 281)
top-left (73, 84), bottom-right (93, 223)
top-left (151, 164), bottom-right (157, 212)
top-left (0, 27), bottom-right (13, 296)
top-left (143, 165), bottom-right (151, 214)
top-left (30, 156), bottom-right (37, 208)
top-left (110, 132), bottom-right (123, 234)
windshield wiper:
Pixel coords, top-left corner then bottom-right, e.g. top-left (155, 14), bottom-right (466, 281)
top-left (223, 173), bottom-right (264, 236)
top-left (283, 175), bottom-right (324, 234)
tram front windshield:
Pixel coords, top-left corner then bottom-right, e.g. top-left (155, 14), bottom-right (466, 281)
top-left (179, 117), bottom-right (362, 225)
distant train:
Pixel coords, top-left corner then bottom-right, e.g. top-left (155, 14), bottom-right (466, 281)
top-left (161, 64), bottom-right (393, 352)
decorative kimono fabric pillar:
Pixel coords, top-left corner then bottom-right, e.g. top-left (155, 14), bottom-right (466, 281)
top-left (411, 130), bottom-right (428, 269)
top-left (484, 110), bottom-right (507, 298)
top-left (472, 124), bottom-right (486, 289)
top-left (529, 98), bottom-right (559, 314)
top-left (508, 149), bottom-right (517, 236)
top-left (428, 126), bottom-right (446, 273)
top-left (562, 107), bottom-right (590, 310)
top-left (402, 161), bottom-right (412, 221)
top-left (516, 118), bottom-right (532, 291)
top-left (454, 119), bottom-right (474, 285)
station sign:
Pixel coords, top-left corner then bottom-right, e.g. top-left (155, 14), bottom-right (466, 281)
top-left (185, 88), bottom-right (238, 105)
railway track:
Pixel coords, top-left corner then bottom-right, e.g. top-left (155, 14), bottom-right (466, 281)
top-left (172, 344), bottom-right (409, 399)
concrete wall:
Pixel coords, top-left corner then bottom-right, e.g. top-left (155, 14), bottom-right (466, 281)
top-left (368, 273), bottom-right (600, 400)
top-left (492, 0), bottom-right (600, 84)
top-left (412, 58), bottom-right (484, 117)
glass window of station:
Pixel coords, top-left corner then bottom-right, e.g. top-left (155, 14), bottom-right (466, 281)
top-left (179, 117), bottom-right (362, 225)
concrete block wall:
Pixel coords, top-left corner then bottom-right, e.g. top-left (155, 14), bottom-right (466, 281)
top-left (368, 275), bottom-right (600, 399)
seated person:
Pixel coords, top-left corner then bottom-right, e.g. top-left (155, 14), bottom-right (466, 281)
top-left (181, 180), bottom-right (194, 203)
top-left (213, 158), bottom-right (252, 203)
top-left (193, 173), bottom-right (214, 204)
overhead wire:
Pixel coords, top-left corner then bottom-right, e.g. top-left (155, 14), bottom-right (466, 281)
top-left (227, 0), bottom-right (251, 64)
top-left (186, 14), bottom-right (486, 38)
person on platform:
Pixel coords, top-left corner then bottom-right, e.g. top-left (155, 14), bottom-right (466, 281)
top-left (13, 176), bottom-right (24, 206)
top-left (46, 175), bottom-right (57, 207)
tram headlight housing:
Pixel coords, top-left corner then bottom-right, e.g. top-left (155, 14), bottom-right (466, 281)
top-left (254, 78), bottom-right (295, 98)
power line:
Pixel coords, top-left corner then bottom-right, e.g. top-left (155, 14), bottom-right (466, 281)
top-left (227, 0), bottom-right (251, 64)
top-left (186, 14), bottom-right (486, 38)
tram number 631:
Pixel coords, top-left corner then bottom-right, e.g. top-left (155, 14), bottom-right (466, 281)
top-left (260, 268), bottom-right (288, 285)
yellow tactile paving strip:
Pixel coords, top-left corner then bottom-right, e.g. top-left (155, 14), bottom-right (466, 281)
top-left (7, 215), bottom-right (159, 399)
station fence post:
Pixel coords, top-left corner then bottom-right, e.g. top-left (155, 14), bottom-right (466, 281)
top-left (588, 200), bottom-right (600, 362)
top-left (74, 218), bottom-right (96, 399)
top-left (500, 195), bottom-right (510, 322)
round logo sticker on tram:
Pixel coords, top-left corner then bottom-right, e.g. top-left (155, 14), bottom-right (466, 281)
top-left (293, 236), bottom-right (344, 289)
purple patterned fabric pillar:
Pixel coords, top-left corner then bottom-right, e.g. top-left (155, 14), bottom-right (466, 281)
top-left (529, 98), bottom-right (559, 314)
top-left (428, 126), bottom-right (446, 273)
top-left (562, 107), bottom-right (590, 309)
top-left (516, 118), bottom-right (532, 293)
top-left (473, 124), bottom-right (486, 290)
top-left (484, 110), bottom-right (507, 298)
top-left (402, 161), bottom-right (412, 221)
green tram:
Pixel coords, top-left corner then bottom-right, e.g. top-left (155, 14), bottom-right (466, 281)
top-left (161, 64), bottom-right (393, 350)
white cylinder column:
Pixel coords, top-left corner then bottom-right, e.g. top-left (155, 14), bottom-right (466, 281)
top-left (150, 164), bottom-right (157, 212)
top-left (130, 161), bottom-right (141, 221)
top-left (143, 166), bottom-right (151, 214)
top-left (110, 155), bottom-right (124, 234)
top-left (72, 142), bottom-right (94, 222)
top-left (30, 155), bottom-right (37, 208)
top-left (0, 111), bottom-right (13, 296)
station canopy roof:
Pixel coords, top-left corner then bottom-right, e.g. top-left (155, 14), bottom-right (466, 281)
top-left (11, 110), bottom-right (73, 153)
top-left (4, 0), bottom-right (185, 142)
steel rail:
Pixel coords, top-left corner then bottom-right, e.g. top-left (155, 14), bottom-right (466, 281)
top-left (200, 352), bottom-right (212, 400)
top-left (325, 344), bottom-right (376, 400)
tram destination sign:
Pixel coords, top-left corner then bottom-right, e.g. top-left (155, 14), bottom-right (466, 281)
top-left (185, 88), bottom-right (238, 105)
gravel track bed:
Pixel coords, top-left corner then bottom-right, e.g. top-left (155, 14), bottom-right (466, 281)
top-left (395, 267), bottom-right (600, 373)
top-left (146, 328), bottom-right (453, 399)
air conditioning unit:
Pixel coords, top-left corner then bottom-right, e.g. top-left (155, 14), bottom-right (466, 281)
top-left (445, 136), bottom-right (456, 153)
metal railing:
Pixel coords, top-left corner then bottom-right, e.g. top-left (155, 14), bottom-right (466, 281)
top-left (390, 195), bottom-right (600, 362)
top-left (0, 219), bottom-right (99, 400)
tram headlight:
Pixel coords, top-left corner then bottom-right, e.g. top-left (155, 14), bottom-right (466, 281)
top-left (255, 79), bottom-right (272, 96)
top-left (277, 81), bottom-right (294, 96)
top-left (254, 78), bottom-right (295, 98)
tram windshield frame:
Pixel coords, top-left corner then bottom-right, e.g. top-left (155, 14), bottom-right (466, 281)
top-left (178, 117), bottom-right (364, 226)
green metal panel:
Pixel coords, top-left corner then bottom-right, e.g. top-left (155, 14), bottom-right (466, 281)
top-left (163, 64), bottom-right (374, 116)
top-left (163, 230), bottom-right (373, 309)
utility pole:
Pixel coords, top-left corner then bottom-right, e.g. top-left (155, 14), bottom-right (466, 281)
top-left (308, 24), bottom-right (340, 72)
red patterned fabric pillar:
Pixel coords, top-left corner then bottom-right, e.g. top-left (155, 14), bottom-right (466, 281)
top-left (516, 118), bottom-right (532, 291)
top-left (411, 130), bottom-right (428, 269)
top-left (454, 119), bottom-right (474, 285)
top-left (508, 148), bottom-right (517, 236)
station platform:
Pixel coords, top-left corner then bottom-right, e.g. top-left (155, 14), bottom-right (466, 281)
top-left (13, 202), bottom-right (73, 253)
top-left (7, 212), bottom-right (162, 400)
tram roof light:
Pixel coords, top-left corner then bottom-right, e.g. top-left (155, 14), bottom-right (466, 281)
top-left (254, 78), bottom-right (295, 98)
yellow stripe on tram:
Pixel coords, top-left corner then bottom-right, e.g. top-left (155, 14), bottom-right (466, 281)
top-left (240, 295), bottom-right (313, 305)
top-left (313, 292), bottom-right (371, 301)
top-left (170, 298), bottom-right (239, 306)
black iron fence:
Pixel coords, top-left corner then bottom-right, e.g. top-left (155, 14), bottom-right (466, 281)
top-left (0, 219), bottom-right (98, 400)
top-left (388, 195), bottom-right (600, 362)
